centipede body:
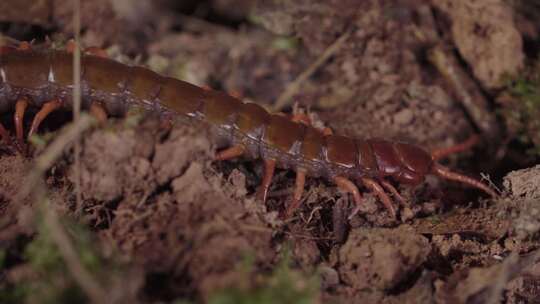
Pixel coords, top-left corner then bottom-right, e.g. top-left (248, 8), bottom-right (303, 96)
top-left (0, 43), bottom-right (497, 219)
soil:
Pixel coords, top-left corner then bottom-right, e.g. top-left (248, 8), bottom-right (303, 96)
top-left (1, 0), bottom-right (540, 303)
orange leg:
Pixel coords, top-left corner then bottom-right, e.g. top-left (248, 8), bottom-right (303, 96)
top-left (17, 41), bottom-right (31, 51)
top-left (361, 177), bottom-right (397, 219)
top-left (89, 101), bottom-right (108, 123)
top-left (289, 105), bottom-right (333, 136)
top-left (431, 134), bottom-right (479, 161)
top-left (228, 89), bottom-right (243, 100)
top-left (432, 163), bottom-right (498, 198)
top-left (257, 158), bottom-right (276, 203)
top-left (279, 107), bottom-right (329, 216)
top-left (14, 97), bottom-right (28, 142)
top-left (290, 112), bottom-right (311, 126)
top-left (282, 168), bottom-right (307, 218)
top-left (380, 180), bottom-right (408, 207)
top-left (66, 40), bottom-right (108, 58)
top-left (333, 176), bottom-right (364, 219)
top-left (215, 145), bottom-right (245, 161)
top-left (290, 113), bottom-right (333, 136)
top-left (28, 99), bottom-right (63, 138)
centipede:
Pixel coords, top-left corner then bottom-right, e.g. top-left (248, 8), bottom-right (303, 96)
top-left (0, 41), bottom-right (498, 220)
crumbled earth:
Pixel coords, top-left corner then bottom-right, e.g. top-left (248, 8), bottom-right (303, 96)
top-left (332, 226), bottom-right (431, 291)
top-left (74, 119), bottom-right (277, 300)
top-left (1, 0), bottom-right (540, 303)
top-left (0, 116), bottom-right (538, 303)
top-left (0, 155), bottom-right (33, 242)
top-left (503, 165), bottom-right (540, 240)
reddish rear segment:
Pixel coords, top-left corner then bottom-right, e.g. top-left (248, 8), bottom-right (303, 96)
top-left (0, 44), bottom-right (498, 220)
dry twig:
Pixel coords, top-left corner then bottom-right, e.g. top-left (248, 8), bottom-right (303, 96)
top-left (15, 114), bottom-right (94, 203)
top-left (40, 190), bottom-right (107, 304)
top-left (72, 0), bottom-right (83, 215)
top-left (273, 30), bottom-right (351, 111)
top-left (416, 6), bottom-right (499, 139)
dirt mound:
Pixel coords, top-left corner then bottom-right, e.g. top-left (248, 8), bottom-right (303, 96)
top-left (333, 226), bottom-right (430, 292)
top-left (69, 118), bottom-right (276, 299)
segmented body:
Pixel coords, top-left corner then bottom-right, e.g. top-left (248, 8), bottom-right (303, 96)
top-left (0, 45), bottom-right (497, 219)
top-left (0, 47), bottom-right (431, 181)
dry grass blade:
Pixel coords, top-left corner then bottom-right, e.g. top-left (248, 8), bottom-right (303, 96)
top-left (0, 34), bottom-right (21, 46)
top-left (415, 5), bottom-right (500, 139)
top-left (15, 114), bottom-right (94, 203)
top-left (273, 30), bottom-right (351, 111)
top-left (14, 114), bottom-right (99, 302)
top-left (40, 189), bottom-right (107, 304)
top-left (428, 47), bottom-right (499, 137)
top-left (72, 0), bottom-right (83, 215)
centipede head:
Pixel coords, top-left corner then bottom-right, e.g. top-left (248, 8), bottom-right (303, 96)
top-left (393, 142), bottom-right (433, 185)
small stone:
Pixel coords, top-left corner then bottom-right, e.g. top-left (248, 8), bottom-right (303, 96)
top-left (319, 265), bottom-right (340, 289)
top-left (400, 207), bottom-right (415, 222)
top-left (394, 109), bottom-right (414, 125)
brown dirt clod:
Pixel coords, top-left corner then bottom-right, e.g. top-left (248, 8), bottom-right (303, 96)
top-left (334, 225), bottom-right (431, 291)
top-left (432, 0), bottom-right (524, 90)
top-left (503, 165), bottom-right (540, 239)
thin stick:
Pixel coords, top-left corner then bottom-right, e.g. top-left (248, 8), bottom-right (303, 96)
top-left (73, 0), bottom-right (83, 215)
top-left (0, 34), bottom-right (21, 46)
top-left (40, 190), bottom-right (107, 304)
top-left (273, 30), bottom-right (351, 111)
top-left (415, 6), bottom-right (499, 138)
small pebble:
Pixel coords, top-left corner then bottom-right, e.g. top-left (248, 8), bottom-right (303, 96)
top-left (394, 109), bottom-right (413, 125)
